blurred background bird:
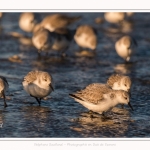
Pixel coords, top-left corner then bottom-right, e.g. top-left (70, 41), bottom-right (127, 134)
top-left (74, 25), bottom-right (98, 57)
top-left (115, 35), bottom-right (137, 62)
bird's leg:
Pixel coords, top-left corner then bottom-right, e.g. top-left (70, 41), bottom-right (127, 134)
top-left (92, 49), bottom-right (97, 56)
top-left (45, 51), bottom-right (49, 59)
top-left (30, 94), bottom-right (41, 106)
top-left (37, 50), bottom-right (42, 59)
top-left (101, 112), bottom-right (107, 121)
top-left (90, 114), bottom-right (94, 121)
top-left (102, 112), bottom-right (105, 116)
top-left (2, 90), bottom-right (7, 108)
top-left (61, 52), bottom-right (67, 58)
top-left (60, 48), bottom-right (68, 58)
top-left (35, 97), bottom-right (41, 106)
top-left (79, 46), bottom-right (83, 52)
top-left (121, 104), bottom-right (124, 109)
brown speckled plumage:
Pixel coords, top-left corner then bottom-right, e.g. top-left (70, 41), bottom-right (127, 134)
top-left (41, 14), bottom-right (81, 30)
top-left (107, 74), bottom-right (131, 88)
top-left (23, 71), bottom-right (51, 84)
top-left (70, 83), bottom-right (112, 104)
top-left (107, 74), bottom-right (123, 87)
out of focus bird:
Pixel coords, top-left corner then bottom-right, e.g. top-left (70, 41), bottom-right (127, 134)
top-left (33, 13), bottom-right (81, 33)
top-left (32, 27), bottom-right (75, 56)
top-left (19, 12), bottom-right (41, 32)
top-left (104, 12), bottom-right (125, 24)
top-left (0, 76), bottom-right (9, 108)
top-left (115, 35), bottom-right (137, 62)
top-left (74, 25), bottom-right (97, 55)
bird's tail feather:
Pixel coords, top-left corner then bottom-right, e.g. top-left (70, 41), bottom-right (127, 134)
top-left (69, 93), bottom-right (83, 101)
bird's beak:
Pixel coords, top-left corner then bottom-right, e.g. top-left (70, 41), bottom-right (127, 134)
top-left (128, 102), bottom-right (134, 111)
top-left (49, 83), bottom-right (54, 91)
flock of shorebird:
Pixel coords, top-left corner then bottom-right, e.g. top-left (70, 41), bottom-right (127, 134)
top-left (0, 12), bottom-right (136, 117)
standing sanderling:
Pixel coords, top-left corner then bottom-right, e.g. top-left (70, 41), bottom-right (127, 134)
top-left (22, 70), bottom-right (54, 106)
top-left (32, 28), bottom-right (54, 56)
top-left (115, 35), bottom-right (137, 62)
top-left (74, 25), bottom-right (97, 52)
top-left (107, 74), bottom-right (132, 92)
top-left (69, 83), bottom-right (133, 115)
top-left (19, 12), bottom-right (41, 33)
top-left (0, 76), bottom-right (9, 107)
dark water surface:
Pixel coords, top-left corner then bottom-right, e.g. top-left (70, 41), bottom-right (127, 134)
top-left (0, 13), bottom-right (150, 137)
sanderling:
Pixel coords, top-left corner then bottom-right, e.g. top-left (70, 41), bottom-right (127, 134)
top-left (32, 28), bottom-right (54, 55)
top-left (22, 70), bottom-right (54, 106)
top-left (104, 12), bottom-right (125, 24)
top-left (0, 76), bottom-right (9, 107)
top-left (69, 83), bottom-right (133, 115)
top-left (115, 35), bottom-right (137, 62)
top-left (107, 74), bottom-right (131, 92)
top-left (32, 27), bottom-right (74, 56)
top-left (19, 12), bottom-right (41, 32)
top-left (34, 14), bottom-right (81, 32)
top-left (107, 74), bottom-right (132, 108)
top-left (74, 25), bottom-right (97, 52)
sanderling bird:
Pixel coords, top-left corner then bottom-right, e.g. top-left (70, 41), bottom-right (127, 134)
top-left (69, 83), bottom-right (133, 115)
top-left (115, 35), bottom-right (137, 62)
top-left (19, 12), bottom-right (41, 32)
top-left (22, 70), bottom-right (54, 106)
top-left (107, 74), bottom-right (131, 92)
top-left (104, 12), bottom-right (125, 24)
top-left (74, 25), bottom-right (97, 52)
top-left (34, 13), bottom-right (81, 33)
top-left (0, 76), bottom-right (9, 107)
top-left (32, 28), bottom-right (54, 55)
top-left (107, 74), bottom-right (132, 108)
top-left (32, 27), bottom-right (74, 56)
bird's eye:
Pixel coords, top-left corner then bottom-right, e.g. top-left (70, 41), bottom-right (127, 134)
top-left (124, 84), bottom-right (127, 86)
top-left (44, 79), bottom-right (47, 81)
top-left (125, 97), bottom-right (127, 99)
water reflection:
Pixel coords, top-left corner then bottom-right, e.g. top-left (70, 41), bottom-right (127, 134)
top-left (32, 56), bottom-right (66, 69)
top-left (120, 20), bottom-right (134, 33)
top-left (75, 50), bottom-right (96, 58)
top-left (21, 106), bottom-right (52, 133)
top-left (8, 31), bottom-right (33, 46)
top-left (70, 108), bottom-right (132, 137)
top-left (0, 112), bottom-right (3, 126)
top-left (114, 63), bottom-right (134, 74)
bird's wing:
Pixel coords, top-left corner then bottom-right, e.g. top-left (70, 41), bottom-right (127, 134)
top-left (70, 83), bottom-right (111, 104)
top-left (23, 71), bottom-right (38, 84)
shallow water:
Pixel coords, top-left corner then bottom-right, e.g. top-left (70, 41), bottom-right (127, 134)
top-left (0, 12), bottom-right (150, 137)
